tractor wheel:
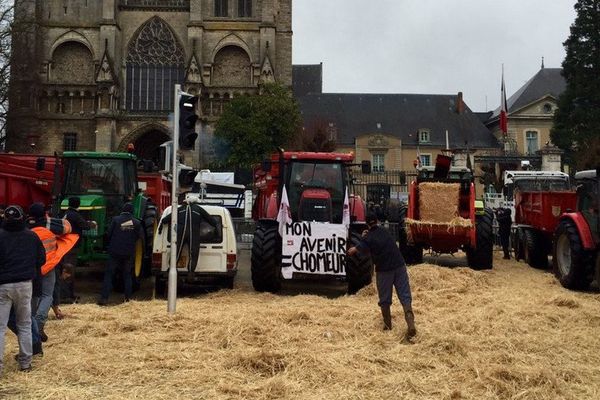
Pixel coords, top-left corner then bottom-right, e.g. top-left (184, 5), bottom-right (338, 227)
top-left (346, 229), bottom-right (374, 294)
top-left (154, 276), bottom-right (167, 299)
top-left (132, 239), bottom-right (144, 290)
top-left (141, 202), bottom-right (158, 277)
top-left (552, 220), bottom-right (592, 290)
top-left (251, 223), bottom-right (282, 293)
top-left (398, 206), bottom-right (423, 265)
top-left (467, 208), bottom-right (494, 270)
top-left (523, 229), bottom-right (549, 269)
top-left (513, 228), bottom-right (525, 261)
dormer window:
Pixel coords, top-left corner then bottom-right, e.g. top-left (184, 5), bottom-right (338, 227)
top-left (543, 103), bottom-right (553, 114)
top-left (418, 129), bottom-right (430, 143)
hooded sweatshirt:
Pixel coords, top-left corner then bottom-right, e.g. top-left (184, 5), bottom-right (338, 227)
top-left (0, 219), bottom-right (46, 285)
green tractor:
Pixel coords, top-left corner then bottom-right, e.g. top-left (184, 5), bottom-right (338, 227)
top-left (57, 152), bottom-right (158, 286)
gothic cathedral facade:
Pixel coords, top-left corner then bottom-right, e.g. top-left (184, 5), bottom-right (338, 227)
top-left (7, 0), bottom-right (292, 166)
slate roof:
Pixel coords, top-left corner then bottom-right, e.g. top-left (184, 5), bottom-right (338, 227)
top-left (297, 93), bottom-right (498, 148)
top-left (292, 64), bottom-right (323, 97)
top-left (490, 68), bottom-right (566, 118)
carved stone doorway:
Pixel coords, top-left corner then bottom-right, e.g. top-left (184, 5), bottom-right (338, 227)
top-left (131, 129), bottom-right (170, 165)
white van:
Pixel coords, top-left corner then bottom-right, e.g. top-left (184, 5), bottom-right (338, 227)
top-left (152, 202), bottom-right (238, 296)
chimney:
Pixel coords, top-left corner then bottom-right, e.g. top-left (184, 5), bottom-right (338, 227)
top-left (457, 92), bottom-right (465, 114)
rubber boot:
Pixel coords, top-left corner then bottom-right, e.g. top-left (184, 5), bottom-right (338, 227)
top-left (380, 306), bottom-right (392, 330)
top-left (402, 304), bottom-right (417, 338)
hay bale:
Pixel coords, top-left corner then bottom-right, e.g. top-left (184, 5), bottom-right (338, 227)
top-left (418, 182), bottom-right (460, 223)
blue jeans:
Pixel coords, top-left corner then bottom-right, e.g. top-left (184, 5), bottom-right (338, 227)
top-left (100, 255), bottom-right (133, 301)
top-left (0, 281), bottom-right (33, 372)
top-left (8, 308), bottom-right (41, 347)
top-left (33, 270), bottom-right (56, 330)
top-left (376, 266), bottom-right (412, 307)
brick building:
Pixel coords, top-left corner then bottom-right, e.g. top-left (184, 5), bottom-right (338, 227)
top-left (7, 0), bottom-right (292, 167)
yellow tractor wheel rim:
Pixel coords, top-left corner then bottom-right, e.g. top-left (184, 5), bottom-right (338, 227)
top-left (134, 239), bottom-right (143, 278)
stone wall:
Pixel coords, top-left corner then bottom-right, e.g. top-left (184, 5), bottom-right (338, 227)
top-left (6, 0), bottom-right (293, 168)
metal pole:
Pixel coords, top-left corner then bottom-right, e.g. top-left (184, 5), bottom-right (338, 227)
top-left (168, 84), bottom-right (181, 314)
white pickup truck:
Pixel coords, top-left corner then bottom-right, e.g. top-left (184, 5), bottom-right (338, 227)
top-left (152, 202), bottom-right (238, 296)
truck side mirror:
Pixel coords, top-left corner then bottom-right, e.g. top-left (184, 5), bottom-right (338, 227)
top-left (361, 160), bottom-right (372, 174)
top-left (262, 159), bottom-right (272, 172)
top-left (36, 157), bottom-right (46, 171)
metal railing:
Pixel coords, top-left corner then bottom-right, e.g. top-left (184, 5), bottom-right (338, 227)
top-left (119, 0), bottom-right (190, 9)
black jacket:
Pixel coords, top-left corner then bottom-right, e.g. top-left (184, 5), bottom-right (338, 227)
top-left (496, 208), bottom-right (512, 233)
top-left (0, 222), bottom-right (46, 285)
top-left (107, 212), bottom-right (144, 257)
top-left (357, 225), bottom-right (406, 272)
top-left (64, 207), bottom-right (93, 246)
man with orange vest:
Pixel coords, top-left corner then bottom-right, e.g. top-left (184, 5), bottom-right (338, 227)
top-left (27, 203), bottom-right (79, 342)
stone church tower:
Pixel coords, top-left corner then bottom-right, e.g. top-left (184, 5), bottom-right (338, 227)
top-left (7, 0), bottom-right (292, 166)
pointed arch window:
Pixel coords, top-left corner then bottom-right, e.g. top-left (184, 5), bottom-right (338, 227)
top-left (238, 0), bottom-right (251, 17)
top-left (215, 0), bottom-right (228, 17)
top-left (125, 17), bottom-right (185, 111)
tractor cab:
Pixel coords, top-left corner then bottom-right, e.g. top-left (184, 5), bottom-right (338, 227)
top-left (286, 160), bottom-right (346, 223)
top-left (58, 152), bottom-right (144, 263)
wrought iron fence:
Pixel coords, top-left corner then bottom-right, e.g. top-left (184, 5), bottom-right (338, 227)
top-left (350, 169), bottom-right (416, 207)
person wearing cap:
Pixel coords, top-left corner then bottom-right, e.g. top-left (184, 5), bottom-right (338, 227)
top-left (27, 203), bottom-right (78, 342)
top-left (0, 205), bottom-right (46, 374)
top-left (62, 197), bottom-right (96, 303)
top-left (98, 203), bottom-right (144, 305)
top-left (347, 212), bottom-right (417, 338)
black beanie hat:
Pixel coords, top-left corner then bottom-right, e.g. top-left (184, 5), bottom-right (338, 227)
top-left (29, 202), bottom-right (46, 220)
top-left (68, 197), bottom-right (81, 208)
top-left (366, 212), bottom-right (378, 225)
top-left (5, 205), bottom-right (25, 221)
top-left (123, 203), bottom-right (134, 213)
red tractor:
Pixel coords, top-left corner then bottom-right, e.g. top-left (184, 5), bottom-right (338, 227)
top-left (553, 169), bottom-right (600, 289)
top-left (511, 174), bottom-right (575, 269)
top-left (251, 151), bottom-right (373, 294)
top-left (398, 155), bottom-right (494, 269)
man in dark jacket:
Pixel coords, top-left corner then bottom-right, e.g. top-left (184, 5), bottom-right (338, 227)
top-left (0, 206), bottom-right (46, 374)
top-left (97, 203), bottom-right (144, 305)
top-left (347, 212), bottom-right (416, 338)
top-left (62, 197), bottom-right (96, 305)
top-left (496, 208), bottom-right (512, 259)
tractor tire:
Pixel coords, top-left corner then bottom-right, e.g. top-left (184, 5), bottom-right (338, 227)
top-left (552, 220), bottom-right (592, 290)
top-left (467, 208), bottom-right (494, 270)
top-left (141, 202), bottom-right (158, 277)
top-left (346, 228), bottom-right (374, 294)
top-left (513, 228), bottom-right (525, 261)
top-left (154, 276), bottom-right (167, 299)
top-left (398, 205), bottom-right (423, 265)
top-left (523, 229), bottom-right (549, 269)
top-left (251, 223), bottom-right (282, 293)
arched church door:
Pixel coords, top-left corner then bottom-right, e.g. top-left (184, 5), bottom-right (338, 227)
top-left (131, 130), bottom-right (170, 165)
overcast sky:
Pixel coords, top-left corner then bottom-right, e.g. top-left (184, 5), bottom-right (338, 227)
top-left (292, 0), bottom-right (577, 112)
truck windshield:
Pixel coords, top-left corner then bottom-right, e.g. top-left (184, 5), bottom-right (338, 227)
top-left (64, 158), bottom-right (135, 196)
top-left (287, 161), bottom-right (345, 222)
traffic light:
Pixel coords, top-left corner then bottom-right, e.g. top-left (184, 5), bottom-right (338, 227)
top-left (178, 94), bottom-right (199, 150)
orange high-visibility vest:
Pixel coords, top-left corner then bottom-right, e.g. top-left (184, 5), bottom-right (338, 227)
top-left (31, 227), bottom-right (79, 276)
